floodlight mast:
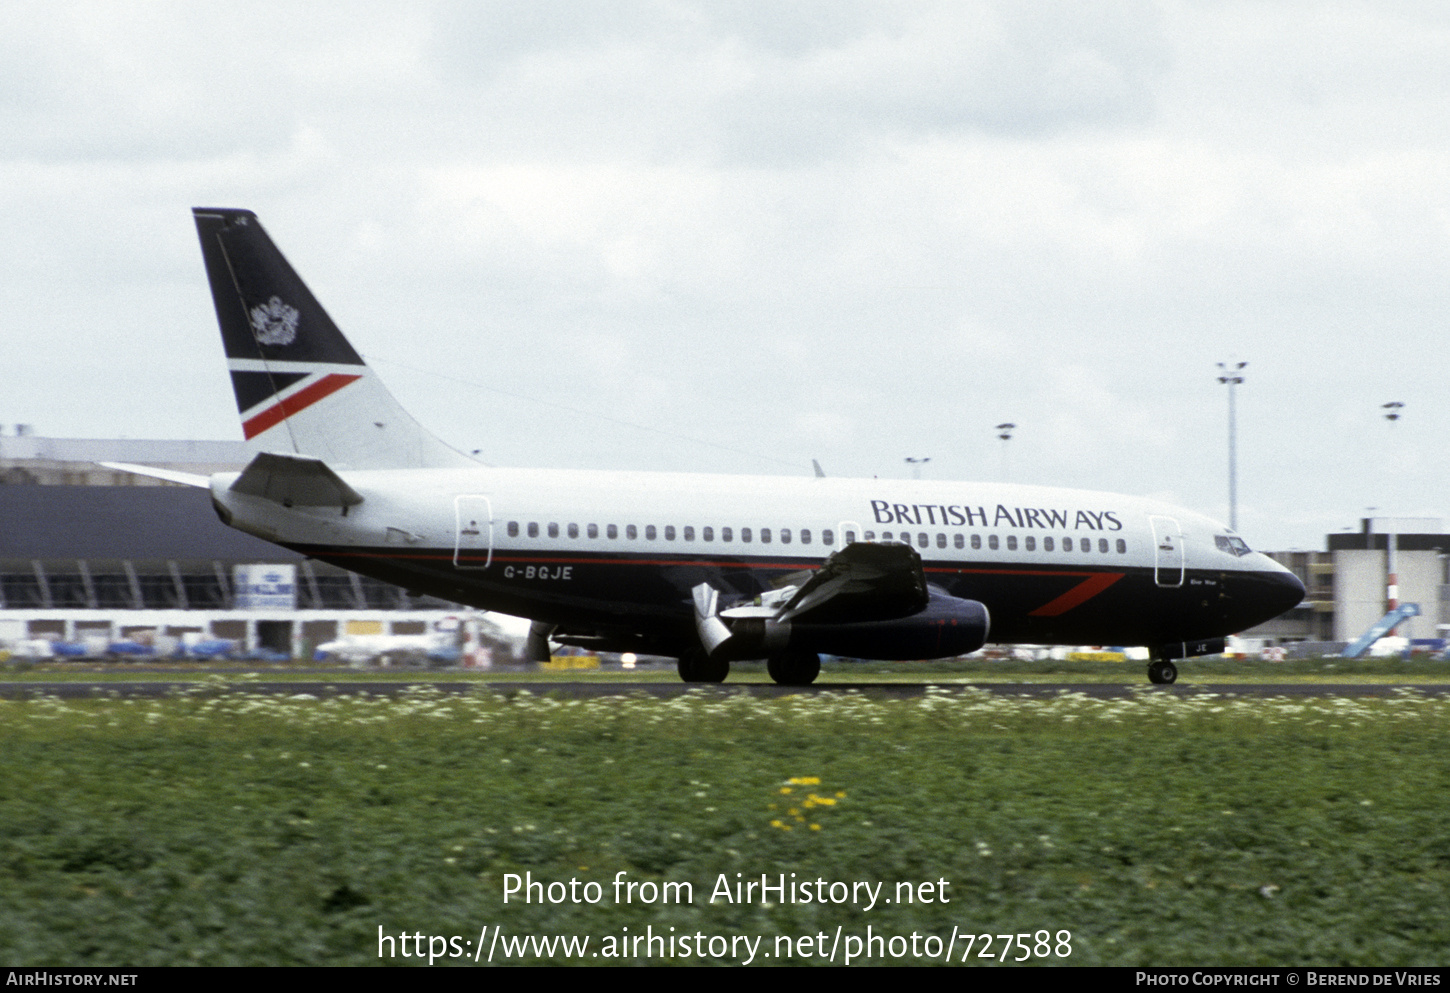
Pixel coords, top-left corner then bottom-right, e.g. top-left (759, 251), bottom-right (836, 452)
top-left (1216, 362), bottom-right (1247, 532)
top-left (995, 423), bottom-right (1015, 483)
top-left (1379, 403), bottom-right (1405, 620)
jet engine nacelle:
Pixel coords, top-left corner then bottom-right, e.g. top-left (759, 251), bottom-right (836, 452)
top-left (719, 590), bottom-right (989, 661)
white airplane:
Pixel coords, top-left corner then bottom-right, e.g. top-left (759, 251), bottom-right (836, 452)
top-left (115, 207), bottom-right (1305, 686)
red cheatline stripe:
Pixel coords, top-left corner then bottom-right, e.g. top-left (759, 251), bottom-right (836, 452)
top-left (1028, 572), bottom-right (1124, 617)
top-left (242, 373), bottom-right (362, 439)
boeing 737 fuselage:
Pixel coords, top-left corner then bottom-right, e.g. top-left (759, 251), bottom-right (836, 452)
top-left (136, 208), bottom-right (1305, 685)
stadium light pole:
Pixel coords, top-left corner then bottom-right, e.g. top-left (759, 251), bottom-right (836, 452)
top-left (1216, 362), bottom-right (1246, 532)
top-left (1380, 404), bottom-right (1405, 621)
top-left (995, 423), bottom-right (1015, 483)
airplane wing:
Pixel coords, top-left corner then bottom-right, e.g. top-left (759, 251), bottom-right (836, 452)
top-left (694, 541), bottom-right (941, 659)
top-left (772, 541), bottom-right (927, 624)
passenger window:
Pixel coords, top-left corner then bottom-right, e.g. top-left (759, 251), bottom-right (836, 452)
top-left (722, 527), bottom-right (733, 542)
top-left (548, 523), bottom-right (559, 538)
top-left (1025, 536), bottom-right (1036, 551)
top-left (683, 526), bottom-right (694, 541)
top-left (665, 525), bottom-right (675, 541)
top-left (1007, 535), bottom-right (1017, 551)
top-left (838, 530), bottom-right (850, 544)
top-left (587, 523), bottom-right (598, 539)
top-left (742, 528), bottom-right (753, 543)
top-left (567, 523), bottom-right (578, 539)
top-left (988, 535), bottom-right (999, 550)
top-left (971, 534), bottom-right (981, 550)
top-left (761, 528), bottom-right (772, 543)
top-left (607, 524), bottom-right (617, 539)
top-left (1063, 536), bottom-right (1073, 552)
top-left (954, 534), bottom-right (964, 549)
top-left (1117, 538), bottom-right (1127, 553)
top-left (917, 533), bottom-right (928, 549)
top-left (801, 529), bottom-right (812, 545)
top-left (528, 522), bottom-right (539, 538)
top-left (703, 526), bottom-right (714, 541)
top-left (1099, 538), bottom-right (1108, 553)
top-left (508, 521), bottom-right (519, 537)
top-left (646, 525), bottom-right (657, 540)
top-left (1044, 536), bottom-right (1054, 552)
top-left (936, 533), bottom-right (946, 549)
top-left (863, 531), bottom-right (875, 542)
top-left (626, 525), bottom-right (637, 540)
top-left (780, 529), bottom-right (791, 544)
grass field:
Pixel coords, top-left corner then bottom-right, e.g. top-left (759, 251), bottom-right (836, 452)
top-left (4, 683), bottom-right (1450, 966)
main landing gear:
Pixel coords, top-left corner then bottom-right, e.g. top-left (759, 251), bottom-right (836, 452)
top-left (677, 649), bottom-right (729, 683)
top-left (766, 650), bottom-right (821, 687)
top-left (675, 649), bottom-right (823, 686)
top-left (1147, 659), bottom-right (1178, 685)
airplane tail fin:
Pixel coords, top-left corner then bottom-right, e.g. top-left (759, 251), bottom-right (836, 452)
top-left (192, 208), bottom-right (474, 470)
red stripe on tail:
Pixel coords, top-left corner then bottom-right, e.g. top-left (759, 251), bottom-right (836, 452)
top-left (242, 373), bottom-right (362, 440)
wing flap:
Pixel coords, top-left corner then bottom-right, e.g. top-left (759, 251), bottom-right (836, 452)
top-left (777, 541), bottom-right (928, 624)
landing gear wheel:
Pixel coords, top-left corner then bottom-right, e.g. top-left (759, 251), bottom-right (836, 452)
top-left (1148, 660), bottom-right (1178, 685)
top-left (677, 649), bottom-right (729, 683)
top-left (767, 650), bottom-right (821, 686)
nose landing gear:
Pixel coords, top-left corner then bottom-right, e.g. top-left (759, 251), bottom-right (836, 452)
top-left (1147, 659), bottom-right (1178, 685)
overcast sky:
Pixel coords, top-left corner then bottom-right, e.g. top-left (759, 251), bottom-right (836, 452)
top-left (3, 1), bottom-right (1447, 550)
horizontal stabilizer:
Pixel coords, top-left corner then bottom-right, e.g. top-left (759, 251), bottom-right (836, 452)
top-left (229, 452), bottom-right (363, 509)
top-left (98, 462), bottom-right (210, 489)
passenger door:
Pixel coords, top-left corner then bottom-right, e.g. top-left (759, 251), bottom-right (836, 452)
top-left (1150, 515), bottom-right (1184, 588)
top-left (453, 495), bottom-right (493, 570)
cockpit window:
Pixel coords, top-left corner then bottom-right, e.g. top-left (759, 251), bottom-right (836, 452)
top-left (1215, 535), bottom-right (1252, 557)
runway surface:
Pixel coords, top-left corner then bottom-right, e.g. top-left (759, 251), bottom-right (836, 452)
top-left (3, 679), bottom-right (1447, 699)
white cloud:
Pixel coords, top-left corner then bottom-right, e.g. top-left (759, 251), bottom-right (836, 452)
top-left (3, 0), bottom-right (1450, 547)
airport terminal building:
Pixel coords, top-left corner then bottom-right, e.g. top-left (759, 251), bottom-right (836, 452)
top-left (1253, 517), bottom-right (1450, 650)
top-left (0, 432), bottom-right (489, 659)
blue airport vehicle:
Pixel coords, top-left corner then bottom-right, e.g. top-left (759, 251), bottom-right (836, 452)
top-left (1341, 603), bottom-right (1420, 659)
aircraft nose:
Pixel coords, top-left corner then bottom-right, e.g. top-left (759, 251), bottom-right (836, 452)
top-left (1226, 564), bottom-right (1306, 630)
top-left (1267, 568), bottom-right (1306, 615)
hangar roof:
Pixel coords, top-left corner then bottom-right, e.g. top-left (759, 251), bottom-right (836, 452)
top-left (0, 486), bottom-right (301, 562)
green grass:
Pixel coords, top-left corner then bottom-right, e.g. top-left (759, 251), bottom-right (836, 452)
top-left (3, 687), bottom-right (1450, 966)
